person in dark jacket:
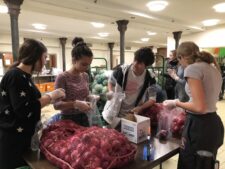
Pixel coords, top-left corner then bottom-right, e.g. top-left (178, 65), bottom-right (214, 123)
top-left (0, 39), bottom-right (65, 169)
top-left (164, 50), bottom-right (178, 99)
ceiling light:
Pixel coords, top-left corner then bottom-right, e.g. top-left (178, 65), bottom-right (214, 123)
top-left (146, 1), bottom-right (168, 12)
top-left (202, 19), bottom-right (219, 26)
top-left (147, 31), bottom-right (157, 35)
top-left (0, 5), bottom-right (8, 14)
top-left (32, 23), bottom-right (47, 30)
top-left (133, 41), bottom-right (144, 44)
top-left (141, 38), bottom-right (149, 42)
top-left (213, 3), bottom-right (225, 13)
top-left (189, 26), bottom-right (205, 31)
top-left (127, 11), bottom-right (154, 19)
top-left (98, 32), bottom-right (109, 37)
top-left (91, 22), bottom-right (105, 28)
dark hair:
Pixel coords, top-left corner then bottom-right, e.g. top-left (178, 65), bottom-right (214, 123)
top-left (11, 39), bottom-right (47, 71)
top-left (72, 37), bottom-right (84, 47)
top-left (71, 37), bottom-right (93, 61)
top-left (134, 47), bottom-right (155, 66)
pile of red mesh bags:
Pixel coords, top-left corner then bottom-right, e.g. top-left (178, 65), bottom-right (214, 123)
top-left (40, 120), bottom-right (136, 169)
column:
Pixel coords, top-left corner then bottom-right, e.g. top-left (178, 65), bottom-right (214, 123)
top-left (116, 20), bottom-right (129, 64)
top-left (4, 0), bottom-right (24, 61)
top-left (173, 31), bottom-right (182, 49)
top-left (59, 37), bottom-right (67, 71)
top-left (108, 42), bottom-right (114, 69)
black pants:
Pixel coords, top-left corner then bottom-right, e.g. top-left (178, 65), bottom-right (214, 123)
top-left (166, 88), bottom-right (175, 99)
top-left (0, 129), bottom-right (30, 169)
top-left (61, 113), bottom-right (89, 127)
top-left (177, 112), bottom-right (224, 169)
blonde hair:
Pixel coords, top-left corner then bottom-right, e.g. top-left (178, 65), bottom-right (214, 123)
top-left (177, 41), bottom-right (221, 71)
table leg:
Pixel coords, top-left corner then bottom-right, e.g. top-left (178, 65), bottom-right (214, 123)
top-left (160, 163), bottom-right (162, 169)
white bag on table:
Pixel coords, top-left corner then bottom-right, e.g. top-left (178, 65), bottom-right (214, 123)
top-left (102, 92), bottom-right (125, 128)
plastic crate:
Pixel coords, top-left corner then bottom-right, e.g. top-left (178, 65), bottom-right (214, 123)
top-left (45, 82), bottom-right (55, 92)
top-left (35, 83), bottom-right (46, 93)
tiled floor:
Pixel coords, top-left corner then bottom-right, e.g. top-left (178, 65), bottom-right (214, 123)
top-left (41, 100), bottom-right (225, 169)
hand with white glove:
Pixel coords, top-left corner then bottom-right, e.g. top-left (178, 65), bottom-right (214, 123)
top-left (163, 99), bottom-right (178, 109)
top-left (88, 94), bottom-right (100, 102)
top-left (74, 100), bottom-right (91, 112)
top-left (46, 88), bottom-right (65, 103)
top-left (106, 91), bottom-right (114, 100)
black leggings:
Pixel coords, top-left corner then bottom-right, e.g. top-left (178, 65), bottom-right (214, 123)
top-left (177, 112), bottom-right (224, 169)
top-left (0, 129), bottom-right (30, 169)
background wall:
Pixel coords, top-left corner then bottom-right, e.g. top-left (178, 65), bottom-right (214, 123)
top-left (167, 25), bottom-right (225, 56)
top-left (0, 34), bottom-right (141, 71)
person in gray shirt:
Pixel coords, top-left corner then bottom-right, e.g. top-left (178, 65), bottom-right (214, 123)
top-left (163, 41), bottom-right (224, 169)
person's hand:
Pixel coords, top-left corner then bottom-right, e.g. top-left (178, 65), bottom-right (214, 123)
top-left (46, 88), bottom-right (65, 103)
top-left (106, 91), bottom-right (114, 100)
top-left (163, 99), bottom-right (178, 109)
top-left (168, 69), bottom-right (179, 80)
top-left (88, 94), bottom-right (100, 101)
top-left (131, 106), bottom-right (143, 114)
top-left (74, 100), bottom-right (91, 112)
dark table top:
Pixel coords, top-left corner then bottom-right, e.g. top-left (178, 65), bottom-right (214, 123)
top-left (23, 137), bottom-right (180, 169)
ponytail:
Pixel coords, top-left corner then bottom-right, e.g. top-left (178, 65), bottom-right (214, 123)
top-left (197, 51), bottom-right (221, 72)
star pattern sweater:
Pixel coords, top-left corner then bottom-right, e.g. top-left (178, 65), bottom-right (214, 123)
top-left (0, 68), bottom-right (41, 136)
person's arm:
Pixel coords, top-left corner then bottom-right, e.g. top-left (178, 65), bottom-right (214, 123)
top-left (176, 78), bottom-right (206, 113)
top-left (39, 95), bottom-right (51, 108)
top-left (133, 99), bottom-right (156, 114)
top-left (53, 73), bottom-right (71, 110)
top-left (54, 100), bottom-right (74, 110)
top-left (6, 75), bottom-right (41, 120)
top-left (132, 84), bottom-right (157, 114)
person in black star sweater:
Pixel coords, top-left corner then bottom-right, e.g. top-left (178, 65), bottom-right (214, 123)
top-left (0, 39), bottom-right (65, 169)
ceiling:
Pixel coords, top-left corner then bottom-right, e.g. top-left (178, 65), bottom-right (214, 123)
top-left (1, 0), bottom-right (225, 47)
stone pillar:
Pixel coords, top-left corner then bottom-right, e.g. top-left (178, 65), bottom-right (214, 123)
top-left (4, 0), bottom-right (24, 61)
top-left (59, 37), bottom-right (67, 71)
top-left (173, 31), bottom-right (182, 49)
top-left (108, 42), bottom-right (114, 69)
top-left (116, 20), bottom-right (129, 64)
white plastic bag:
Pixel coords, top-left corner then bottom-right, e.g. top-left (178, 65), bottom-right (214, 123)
top-left (87, 95), bottom-right (103, 127)
top-left (102, 92), bottom-right (125, 128)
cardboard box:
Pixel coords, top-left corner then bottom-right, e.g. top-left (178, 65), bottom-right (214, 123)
top-left (121, 115), bottom-right (150, 144)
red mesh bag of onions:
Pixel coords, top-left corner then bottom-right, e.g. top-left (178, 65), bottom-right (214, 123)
top-left (40, 120), bottom-right (136, 169)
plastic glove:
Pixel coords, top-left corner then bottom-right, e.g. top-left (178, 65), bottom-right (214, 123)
top-left (88, 94), bottom-right (100, 101)
top-left (163, 99), bottom-right (178, 109)
top-left (46, 88), bottom-right (65, 103)
top-left (74, 100), bottom-right (91, 112)
top-left (131, 106), bottom-right (143, 114)
top-left (106, 91), bottom-right (114, 100)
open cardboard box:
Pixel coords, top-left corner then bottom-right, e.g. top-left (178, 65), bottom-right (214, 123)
top-left (121, 114), bottom-right (150, 144)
